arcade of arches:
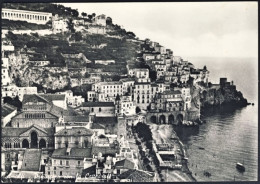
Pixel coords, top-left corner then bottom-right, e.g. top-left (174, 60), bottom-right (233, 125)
top-left (148, 112), bottom-right (185, 125)
top-left (2, 126), bottom-right (54, 150)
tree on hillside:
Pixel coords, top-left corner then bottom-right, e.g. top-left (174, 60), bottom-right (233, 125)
top-left (203, 65), bottom-right (207, 71)
top-left (149, 70), bottom-right (157, 82)
top-left (81, 12), bottom-right (87, 18)
top-left (74, 32), bottom-right (83, 42)
top-left (88, 14), bottom-right (93, 20)
top-left (71, 9), bottom-right (79, 17)
top-left (67, 18), bottom-right (75, 33)
top-left (92, 13), bottom-right (96, 18)
top-left (135, 122), bottom-right (153, 142)
top-left (208, 82), bottom-right (212, 88)
top-left (65, 7), bottom-right (72, 16)
top-left (3, 96), bottom-right (22, 111)
top-left (136, 107), bottom-right (141, 114)
top-left (6, 31), bottom-right (17, 40)
top-left (106, 17), bottom-right (113, 25)
top-left (126, 31), bottom-right (136, 39)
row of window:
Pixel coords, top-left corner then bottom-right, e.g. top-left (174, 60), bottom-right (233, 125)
top-left (88, 93), bottom-right (96, 97)
top-left (102, 85), bottom-right (122, 89)
top-left (137, 85), bottom-right (150, 89)
top-left (48, 171), bottom-right (63, 176)
top-left (102, 90), bottom-right (123, 93)
top-left (122, 103), bottom-right (133, 107)
top-left (137, 100), bottom-right (149, 104)
top-left (25, 113), bottom-right (46, 119)
top-left (3, 142), bottom-right (21, 148)
top-left (2, 12), bottom-right (48, 21)
top-left (167, 103), bottom-right (183, 107)
top-left (52, 160), bottom-right (81, 166)
top-left (137, 95), bottom-right (151, 99)
top-left (91, 107), bottom-right (102, 112)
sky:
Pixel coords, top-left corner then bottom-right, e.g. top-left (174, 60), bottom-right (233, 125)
top-left (59, 2), bottom-right (258, 59)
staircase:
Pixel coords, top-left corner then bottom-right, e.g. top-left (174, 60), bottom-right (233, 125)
top-left (21, 149), bottom-right (42, 171)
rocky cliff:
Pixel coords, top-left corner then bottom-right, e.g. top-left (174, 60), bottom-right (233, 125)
top-left (199, 85), bottom-right (248, 108)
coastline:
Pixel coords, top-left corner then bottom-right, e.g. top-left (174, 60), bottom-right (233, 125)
top-left (176, 136), bottom-right (197, 182)
top-left (149, 124), bottom-right (196, 182)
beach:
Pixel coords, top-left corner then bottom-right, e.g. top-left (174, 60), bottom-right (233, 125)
top-left (149, 124), bottom-right (196, 182)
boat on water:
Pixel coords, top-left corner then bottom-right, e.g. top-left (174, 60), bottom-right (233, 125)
top-left (236, 162), bottom-right (245, 172)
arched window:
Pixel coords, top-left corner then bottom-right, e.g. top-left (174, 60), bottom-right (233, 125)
top-left (99, 108), bottom-right (101, 112)
top-left (91, 108), bottom-right (94, 112)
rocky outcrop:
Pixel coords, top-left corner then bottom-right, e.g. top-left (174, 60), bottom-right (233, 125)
top-left (9, 52), bottom-right (69, 90)
top-left (199, 86), bottom-right (248, 108)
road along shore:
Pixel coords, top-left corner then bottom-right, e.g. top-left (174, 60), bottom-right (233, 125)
top-left (149, 124), bottom-right (196, 182)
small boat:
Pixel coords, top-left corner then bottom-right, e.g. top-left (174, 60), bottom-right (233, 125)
top-left (198, 147), bottom-right (205, 150)
top-left (203, 171), bottom-right (211, 177)
top-left (182, 157), bottom-right (188, 161)
top-left (236, 162), bottom-right (245, 172)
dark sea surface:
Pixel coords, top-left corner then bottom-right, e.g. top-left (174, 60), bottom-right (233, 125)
top-left (174, 57), bottom-right (258, 181)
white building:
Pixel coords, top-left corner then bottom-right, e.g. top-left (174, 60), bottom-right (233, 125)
top-left (2, 58), bottom-right (9, 68)
top-left (92, 81), bottom-right (123, 102)
top-left (175, 87), bottom-right (191, 110)
top-left (1, 84), bottom-right (18, 98)
top-left (28, 60), bottom-right (50, 66)
top-left (180, 74), bottom-right (190, 83)
top-left (56, 90), bottom-right (85, 107)
top-left (133, 79), bottom-right (152, 110)
top-left (95, 60), bottom-right (115, 65)
top-left (120, 78), bottom-right (135, 94)
top-left (87, 25), bottom-right (106, 34)
top-left (2, 8), bottom-right (52, 25)
top-left (81, 76), bottom-right (101, 85)
top-left (154, 45), bottom-right (166, 54)
top-left (17, 87), bottom-right (38, 101)
top-left (155, 64), bottom-right (167, 79)
top-left (94, 14), bottom-right (106, 26)
top-left (87, 91), bottom-right (97, 102)
top-left (2, 41), bottom-right (15, 52)
top-left (52, 17), bottom-right (68, 33)
top-left (128, 68), bottom-right (149, 79)
top-left (143, 53), bottom-right (155, 61)
top-left (1, 66), bottom-right (11, 86)
top-left (116, 95), bottom-right (136, 116)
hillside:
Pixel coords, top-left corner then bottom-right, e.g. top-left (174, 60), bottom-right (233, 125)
top-left (3, 2), bottom-right (141, 95)
top-left (2, 3), bottom-right (248, 108)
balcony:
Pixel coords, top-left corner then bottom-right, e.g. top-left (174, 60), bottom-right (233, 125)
top-left (76, 165), bottom-right (82, 168)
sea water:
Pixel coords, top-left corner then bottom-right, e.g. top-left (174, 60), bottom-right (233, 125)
top-left (174, 57), bottom-right (258, 181)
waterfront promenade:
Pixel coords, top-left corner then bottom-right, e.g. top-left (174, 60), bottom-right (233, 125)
top-left (150, 124), bottom-right (196, 182)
